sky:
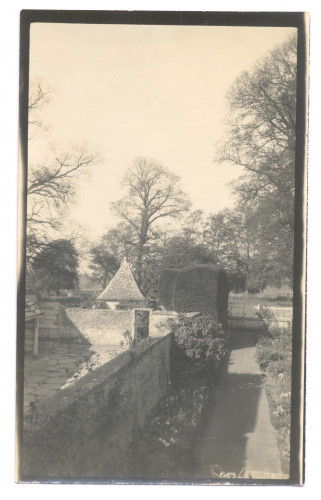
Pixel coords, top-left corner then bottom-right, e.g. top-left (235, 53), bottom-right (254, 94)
top-left (29, 23), bottom-right (296, 240)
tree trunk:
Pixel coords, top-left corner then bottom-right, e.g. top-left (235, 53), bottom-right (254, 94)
top-left (136, 241), bottom-right (144, 286)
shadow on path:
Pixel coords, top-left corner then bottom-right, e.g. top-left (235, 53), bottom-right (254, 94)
top-left (231, 330), bottom-right (257, 350)
top-left (192, 372), bottom-right (262, 476)
top-left (191, 329), bottom-right (283, 479)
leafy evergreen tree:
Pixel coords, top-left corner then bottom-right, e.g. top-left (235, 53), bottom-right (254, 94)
top-left (32, 239), bottom-right (79, 294)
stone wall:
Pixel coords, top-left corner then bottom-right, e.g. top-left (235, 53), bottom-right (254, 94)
top-left (37, 303), bottom-right (135, 345)
top-left (37, 300), bottom-right (61, 339)
top-left (65, 308), bottom-right (133, 345)
top-left (22, 333), bottom-right (172, 478)
top-left (227, 316), bottom-right (264, 331)
top-left (38, 300), bottom-right (83, 341)
top-left (24, 320), bottom-right (35, 353)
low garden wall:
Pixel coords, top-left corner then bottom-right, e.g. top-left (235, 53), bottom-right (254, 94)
top-left (22, 333), bottom-right (172, 479)
top-left (228, 316), bottom-right (264, 331)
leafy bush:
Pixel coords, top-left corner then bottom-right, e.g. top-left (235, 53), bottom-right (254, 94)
top-left (128, 382), bottom-right (209, 477)
top-left (256, 310), bottom-right (292, 474)
top-left (257, 304), bottom-right (276, 323)
top-left (119, 329), bottom-right (142, 349)
top-left (168, 314), bottom-right (230, 367)
top-left (126, 314), bottom-right (231, 477)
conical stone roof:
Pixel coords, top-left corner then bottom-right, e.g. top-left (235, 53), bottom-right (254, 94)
top-left (97, 258), bottom-right (145, 301)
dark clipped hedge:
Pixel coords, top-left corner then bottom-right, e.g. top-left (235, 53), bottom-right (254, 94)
top-left (159, 264), bottom-right (229, 327)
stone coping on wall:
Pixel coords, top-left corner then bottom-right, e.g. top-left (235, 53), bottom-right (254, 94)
top-left (24, 333), bottom-right (171, 434)
top-left (228, 316), bottom-right (264, 331)
top-left (150, 311), bottom-right (200, 337)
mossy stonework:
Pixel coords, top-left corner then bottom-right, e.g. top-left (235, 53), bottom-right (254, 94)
top-left (22, 334), bottom-right (171, 478)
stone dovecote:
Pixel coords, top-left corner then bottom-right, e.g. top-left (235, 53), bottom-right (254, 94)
top-left (97, 258), bottom-right (145, 309)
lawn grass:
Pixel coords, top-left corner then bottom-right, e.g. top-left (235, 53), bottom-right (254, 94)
top-left (229, 294), bottom-right (292, 318)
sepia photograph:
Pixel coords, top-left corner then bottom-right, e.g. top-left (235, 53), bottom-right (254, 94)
top-left (17, 10), bottom-right (308, 484)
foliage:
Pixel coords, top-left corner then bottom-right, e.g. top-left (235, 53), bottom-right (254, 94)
top-left (257, 285), bottom-right (293, 301)
top-left (89, 243), bottom-right (119, 288)
top-left (32, 239), bottom-right (79, 294)
top-left (160, 236), bottom-right (216, 269)
top-left (128, 330), bottom-right (230, 477)
top-left (256, 309), bottom-right (292, 474)
top-left (168, 314), bottom-right (230, 367)
top-left (100, 223), bottom-right (138, 263)
top-left (204, 208), bottom-right (250, 291)
top-left (119, 329), bottom-right (142, 349)
top-left (128, 382), bottom-right (209, 477)
top-left (138, 232), bottom-right (217, 300)
top-left (256, 303), bottom-right (278, 323)
top-left (204, 200), bottom-right (293, 293)
top-left (89, 214), bottom-right (217, 302)
top-left (217, 35), bottom-right (297, 290)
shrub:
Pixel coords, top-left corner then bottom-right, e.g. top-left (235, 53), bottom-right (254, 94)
top-left (129, 382), bottom-right (209, 477)
top-left (256, 310), bottom-right (292, 474)
top-left (126, 314), bottom-right (231, 477)
top-left (168, 314), bottom-right (230, 367)
top-left (119, 330), bottom-right (142, 349)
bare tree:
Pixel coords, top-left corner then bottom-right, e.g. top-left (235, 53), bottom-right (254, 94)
top-left (111, 157), bottom-right (190, 284)
top-left (217, 35), bottom-right (297, 287)
top-left (26, 80), bottom-right (100, 262)
top-left (27, 146), bottom-right (100, 261)
top-left (28, 79), bottom-right (51, 139)
top-left (218, 34), bottom-right (296, 203)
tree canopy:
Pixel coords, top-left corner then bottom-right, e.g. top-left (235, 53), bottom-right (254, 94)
top-left (89, 243), bottom-right (120, 288)
top-left (216, 34), bottom-right (297, 289)
top-left (32, 239), bottom-right (79, 294)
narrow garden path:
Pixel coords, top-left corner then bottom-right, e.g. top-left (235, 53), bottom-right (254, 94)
top-left (192, 330), bottom-right (288, 480)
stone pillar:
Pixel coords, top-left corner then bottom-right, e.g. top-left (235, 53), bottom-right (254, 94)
top-left (132, 308), bottom-right (152, 340)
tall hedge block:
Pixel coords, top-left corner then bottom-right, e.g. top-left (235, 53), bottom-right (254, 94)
top-left (159, 265), bottom-right (229, 327)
